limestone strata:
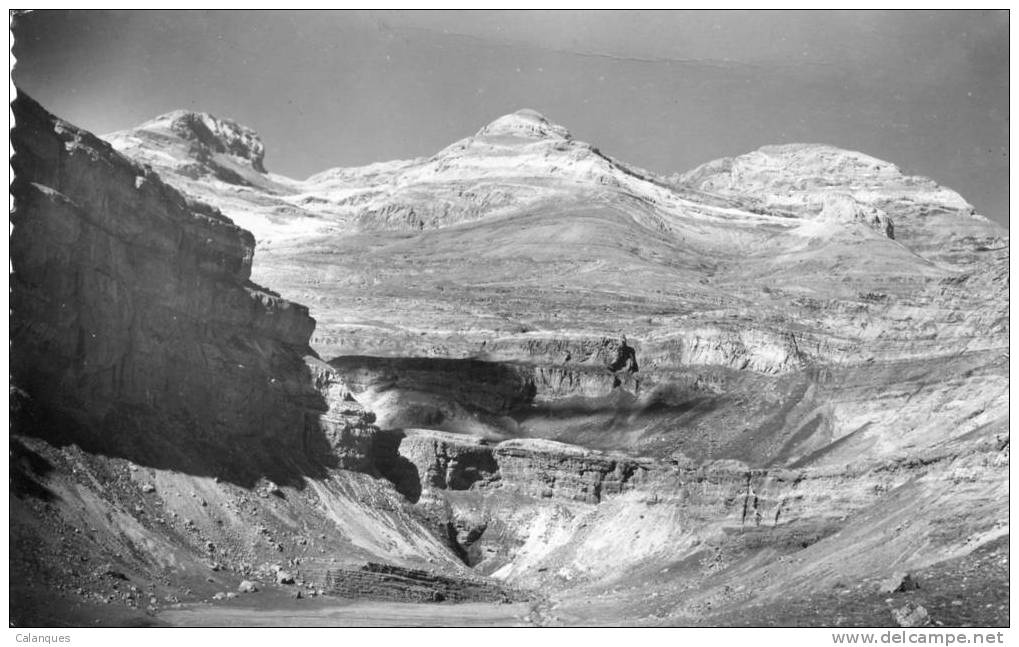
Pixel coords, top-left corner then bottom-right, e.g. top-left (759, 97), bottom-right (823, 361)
top-left (485, 330), bottom-right (803, 378)
top-left (384, 429), bottom-right (499, 492)
top-left (374, 422), bottom-right (1005, 597)
top-left (495, 438), bottom-right (652, 503)
top-left (385, 429), bottom-right (652, 505)
top-left (305, 357), bottom-right (380, 471)
top-left (10, 93), bottom-right (318, 475)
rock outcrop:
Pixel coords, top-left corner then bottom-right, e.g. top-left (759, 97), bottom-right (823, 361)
top-left (324, 562), bottom-right (522, 603)
top-left (305, 357), bottom-right (380, 471)
top-left (816, 192), bottom-right (895, 238)
top-left (380, 429), bottom-right (651, 505)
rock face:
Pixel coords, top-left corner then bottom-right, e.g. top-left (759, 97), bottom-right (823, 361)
top-left (379, 429), bottom-right (651, 505)
top-left (10, 93), bottom-right (321, 481)
top-left (305, 357), bottom-right (380, 471)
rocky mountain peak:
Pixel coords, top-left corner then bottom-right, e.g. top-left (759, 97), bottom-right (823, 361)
top-left (476, 108), bottom-right (572, 141)
top-left (748, 143), bottom-right (908, 183)
top-left (142, 109), bottom-right (267, 173)
top-left (679, 142), bottom-right (970, 204)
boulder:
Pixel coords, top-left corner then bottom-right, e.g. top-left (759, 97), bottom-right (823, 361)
top-left (892, 603), bottom-right (930, 628)
top-left (237, 580), bottom-right (259, 593)
top-left (275, 571), bottom-right (295, 585)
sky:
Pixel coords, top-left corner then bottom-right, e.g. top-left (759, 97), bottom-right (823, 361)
top-left (12, 10), bottom-right (1010, 227)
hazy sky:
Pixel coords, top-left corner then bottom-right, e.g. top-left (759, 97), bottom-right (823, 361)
top-left (12, 10), bottom-right (1009, 227)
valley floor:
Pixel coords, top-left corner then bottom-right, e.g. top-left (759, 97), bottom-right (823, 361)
top-left (12, 535), bottom-right (1007, 627)
top-left (159, 594), bottom-right (532, 627)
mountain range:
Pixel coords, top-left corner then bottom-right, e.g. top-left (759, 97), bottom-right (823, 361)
top-left (10, 93), bottom-right (1008, 626)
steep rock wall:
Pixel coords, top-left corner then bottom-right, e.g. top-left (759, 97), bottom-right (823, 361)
top-left (384, 430), bottom-right (652, 505)
top-left (10, 93), bottom-right (321, 481)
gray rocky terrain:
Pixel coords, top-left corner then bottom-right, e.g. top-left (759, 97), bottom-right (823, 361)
top-left (10, 94), bottom-right (1007, 627)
